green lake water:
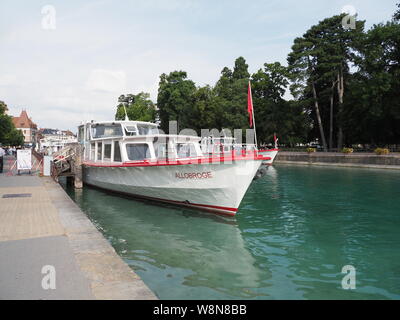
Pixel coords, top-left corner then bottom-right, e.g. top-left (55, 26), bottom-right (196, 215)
top-left (61, 165), bottom-right (400, 299)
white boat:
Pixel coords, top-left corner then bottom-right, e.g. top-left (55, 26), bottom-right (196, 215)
top-left (200, 136), bottom-right (279, 177)
top-left (77, 121), bottom-right (271, 216)
top-left (258, 148), bottom-right (279, 166)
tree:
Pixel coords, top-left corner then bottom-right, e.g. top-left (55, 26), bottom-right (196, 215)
top-left (232, 57), bottom-right (250, 80)
top-left (288, 14), bottom-right (364, 151)
top-left (252, 62), bottom-right (289, 103)
top-left (394, 2), bottom-right (400, 21)
top-left (157, 71), bottom-right (197, 132)
top-left (214, 67), bottom-right (234, 100)
top-left (0, 105), bottom-right (13, 144)
top-left (0, 100), bottom-right (7, 114)
top-left (191, 85), bottom-right (221, 132)
top-left (213, 57), bottom-right (251, 133)
top-left (0, 100), bottom-right (24, 146)
top-left (5, 129), bottom-right (24, 146)
top-left (153, 11), bottom-right (398, 149)
top-left (343, 21), bottom-right (400, 146)
top-left (155, 57), bottom-right (312, 145)
top-left (115, 92), bottom-right (156, 122)
top-left (251, 63), bottom-right (309, 146)
top-left (288, 34), bottom-right (329, 151)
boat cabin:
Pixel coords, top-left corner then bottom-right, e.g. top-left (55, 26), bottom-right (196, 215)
top-left (78, 121), bottom-right (203, 163)
top-left (200, 136), bottom-right (256, 154)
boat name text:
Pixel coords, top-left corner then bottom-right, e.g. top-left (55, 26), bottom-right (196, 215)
top-left (175, 172), bottom-right (213, 179)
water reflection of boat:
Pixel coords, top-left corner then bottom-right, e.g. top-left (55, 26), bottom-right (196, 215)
top-left (71, 184), bottom-right (265, 299)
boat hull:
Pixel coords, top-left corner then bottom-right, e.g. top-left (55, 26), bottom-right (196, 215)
top-left (259, 149), bottom-right (279, 165)
top-left (83, 160), bottom-right (262, 216)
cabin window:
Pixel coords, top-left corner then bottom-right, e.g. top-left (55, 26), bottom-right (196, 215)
top-left (78, 126), bottom-right (84, 142)
top-left (114, 141), bottom-right (122, 162)
top-left (154, 143), bottom-right (167, 159)
top-left (137, 125), bottom-right (158, 135)
top-left (97, 142), bottom-right (102, 161)
top-left (126, 144), bottom-right (150, 161)
top-left (104, 144), bottom-right (112, 161)
top-left (92, 124), bottom-right (123, 139)
top-left (137, 125), bottom-right (149, 135)
top-left (91, 143), bottom-right (95, 160)
top-left (124, 125), bottom-right (137, 136)
top-left (176, 143), bottom-right (197, 158)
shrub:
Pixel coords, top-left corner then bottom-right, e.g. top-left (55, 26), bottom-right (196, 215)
top-left (374, 148), bottom-right (390, 155)
top-left (342, 148), bottom-right (354, 153)
top-left (306, 147), bottom-right (316, 153)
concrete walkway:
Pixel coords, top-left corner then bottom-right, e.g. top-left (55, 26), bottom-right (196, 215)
top-left (0, 171), bottom-right (157, 299)
top-left (275, 151), bottom-right (400, 170)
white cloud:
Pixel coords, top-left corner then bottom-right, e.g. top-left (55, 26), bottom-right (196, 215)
top-left (86, 69), bottom-right (127, 93)
top-left (0, 0), bottom-right (397, 132)
top-left (0, 74), bottom-right (18, 86)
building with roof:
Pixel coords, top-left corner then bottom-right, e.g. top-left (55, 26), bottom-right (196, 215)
top-left (12, 110), bottom-right (38, 146)
top-left (38, 128), bottom-right (77, 154)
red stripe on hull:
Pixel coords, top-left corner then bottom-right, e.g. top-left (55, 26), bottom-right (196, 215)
top-left (258, 148), bottom-right (280, 152)
top-left (83, 153), bottom-right (270, 168)
top-left (84, 182), bottom-right (238, 217)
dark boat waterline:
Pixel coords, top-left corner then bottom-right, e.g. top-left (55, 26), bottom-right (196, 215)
top-left (83, 181), bottom-right (238, 216)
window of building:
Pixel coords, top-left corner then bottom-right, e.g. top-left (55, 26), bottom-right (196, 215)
top-left (114, 141), bottom-right (122, 162)
top-left (126, 144), bottom-right (150, 161)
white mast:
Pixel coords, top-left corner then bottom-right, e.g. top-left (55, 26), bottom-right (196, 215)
top-left (123, 103), bottom-right (129, 121)
top-left (249, 81), bottom-right (258, 150)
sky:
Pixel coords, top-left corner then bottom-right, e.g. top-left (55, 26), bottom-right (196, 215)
top-left (0, 0), bottom-right (397, 132)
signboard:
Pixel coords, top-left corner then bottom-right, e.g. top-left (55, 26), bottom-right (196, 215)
top-left (43, 156), bottom-right (52, 176)
top-left (17, 149), bottom-right (32, 170)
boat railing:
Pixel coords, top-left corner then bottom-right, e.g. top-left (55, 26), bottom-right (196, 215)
top-left (52, 144), bottom-right (77, 163)
top-left (200, 141), bottom-right (257, 155)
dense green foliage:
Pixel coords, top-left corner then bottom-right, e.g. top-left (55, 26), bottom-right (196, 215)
top-left (287, 14), bottom-right (365, 150)
top-left (343, 21), bottom-right (400, 146)
top-left (251, 63), bottom-right (309, 146)
top-left (153, 58), bottom-right (308, 145)
top-left (115, 93), bottom-right (156, 122)
top-left (117, 3), bottom-right (400, 148)
top-left (0, 101), bottom-right (24, 147)
top-left (394, 3), bottom-right (400, 21)
top-left (156, 71), bottom-right (197, 132)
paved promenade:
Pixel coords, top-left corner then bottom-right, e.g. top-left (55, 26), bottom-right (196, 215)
top-left (0, 156), bottom-right (157, 300)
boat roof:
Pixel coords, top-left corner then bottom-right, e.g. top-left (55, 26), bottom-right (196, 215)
top-left (80, 120), bottom-right (158, 127)
top-left (79, 121), bottom-right (201, 141)
top-left (124, 134), bottom-right (201, 141)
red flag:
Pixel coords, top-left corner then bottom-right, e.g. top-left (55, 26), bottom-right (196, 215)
top-left (247, 81), bottom-right (253, 128)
